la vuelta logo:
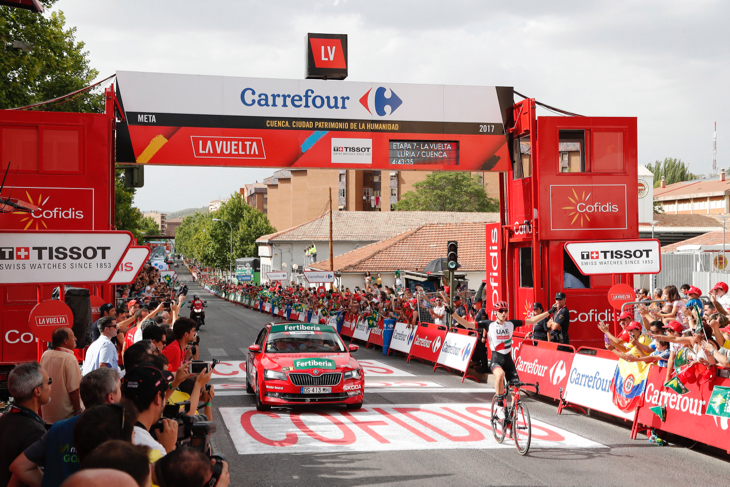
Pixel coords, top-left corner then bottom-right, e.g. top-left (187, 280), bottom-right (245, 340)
top-left (550, 185), bottom-right (627, 231)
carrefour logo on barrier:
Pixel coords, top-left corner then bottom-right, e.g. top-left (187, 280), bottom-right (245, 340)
top-left (407, 329), bottom-right (415, 345)
top-left (461, 342), bottom-right (472, 361)
top-left (431, 336), bottom-right (442, 354)
top-left (293, 358), bottom-right (336, 370)
top-left (549, 360), bottom-right (567, 386)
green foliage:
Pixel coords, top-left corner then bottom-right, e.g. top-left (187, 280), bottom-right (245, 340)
top-left (139, 216), bottom-right (160, 237)
top-left (645, 158), bottom-right (699, 188)
top-left (653, 200), bottom-right (664, 214)
top-left (176, 192), bottom-right (276, 270)
top-left (0, 0), bottom-right (103, 112)
top-left (167, 206), bottom-right (208, 219)
top-left (394, 172), bottom-right (499, 212)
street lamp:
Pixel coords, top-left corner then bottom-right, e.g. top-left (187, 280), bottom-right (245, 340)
top-left (212, 218), bottom-right (233, 282)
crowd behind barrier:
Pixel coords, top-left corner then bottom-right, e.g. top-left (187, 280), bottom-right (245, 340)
top-left (195, 263), bottom-right (730, 454)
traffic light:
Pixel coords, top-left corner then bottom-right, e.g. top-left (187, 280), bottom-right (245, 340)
top-left (124, 166), bottom-right (144, 188)
top-left (447, 241), bottom-right (459, 270)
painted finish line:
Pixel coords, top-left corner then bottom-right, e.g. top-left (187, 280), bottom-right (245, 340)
top-left (220, 403), bottom-right (605, 454)
top-left (213, 382), bottom-right (493, 396)
top-left (211, 359), bottom-right (413, 379)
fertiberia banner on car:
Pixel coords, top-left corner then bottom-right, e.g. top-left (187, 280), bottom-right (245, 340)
top-left (114, 71), bottom-right (512, 172)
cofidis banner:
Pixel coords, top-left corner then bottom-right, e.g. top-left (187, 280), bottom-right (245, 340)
top-left (116, 71), bottom-right (512, 172)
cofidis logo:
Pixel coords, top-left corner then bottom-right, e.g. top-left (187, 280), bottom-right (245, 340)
top-left (550, 185), bottom-right (627, 231)
top-left (6, 188), bottom-right (93, 231)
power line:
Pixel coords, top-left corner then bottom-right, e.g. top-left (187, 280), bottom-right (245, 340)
top-left (8, 74), bottom-right (117, 110)
top-left (514, 90), bottom-right (584, 117)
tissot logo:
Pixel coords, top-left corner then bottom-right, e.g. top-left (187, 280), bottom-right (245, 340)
top-left (331, 138), bottom-right (372, 164)
top-left (0, 246), bottom-right (111, 261)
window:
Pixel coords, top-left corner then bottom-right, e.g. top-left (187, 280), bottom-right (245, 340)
top-left (563, 249), bottom-right (590, 289)
top-left (1, 126), bottom-right (38, 172)
top-left (558, 130), bottom-right (585, 173)
top-left (512, 136), bottom-right (531, 179)
top-left (339, 189), bottom-right (346, 198)
top-left (593, 131), bottom-right (623, 173)
top-left (391, 188), bottom-right (397, 197)
top-left (519, 247), bottom-right (533, 288)
top-left (42, 128), bottom-right (80, 173)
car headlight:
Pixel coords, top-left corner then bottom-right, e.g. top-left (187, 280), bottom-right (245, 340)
top-left (264, 369), bottom-right (287, 381)
top-left (344, 368), bottom-right (362, 380)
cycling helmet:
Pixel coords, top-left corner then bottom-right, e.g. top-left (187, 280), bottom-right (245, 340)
top-left (193, 295), bottom-right (199, 300)
top-left (493, 301), bottom-right (509, 311)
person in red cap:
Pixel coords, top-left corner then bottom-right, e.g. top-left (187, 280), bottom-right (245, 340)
top-left (613, 311), bottom-right (633, 342)
top-left (710, 281), bottom-right (730, 313)
top-left (684, 286), bottom-right (703, 316)
top-left (599, 320), bottom-right (651, 357)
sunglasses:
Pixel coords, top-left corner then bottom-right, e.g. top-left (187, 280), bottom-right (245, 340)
top-left (497, 309), bottom-right (508, 314)
top-left (34, 377), bottom-right (53, 389)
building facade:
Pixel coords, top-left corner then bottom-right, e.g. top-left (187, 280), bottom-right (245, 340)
top-left (143, 211), bottom-right (167, 234)
top-left (654, 170), bottom-right (730, 215)
top-left (241, 183), bottom-right (268, 214)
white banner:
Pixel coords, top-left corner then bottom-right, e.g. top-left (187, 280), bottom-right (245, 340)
top-left (109, 246), bottom-right (150, 284)
top-left (116, 71), bottom-right (504, 125)
top-left (0, 231), bottom-right (132, 284)
top-left (160, 270), bottom-right (177, 282)
top-left (266, 271), bottom-right (288, 281)
top-left (303, 270), bottom-right (335, 283)
top-left (352, 318), bottom-right (371, 342)
top-left (565, 239), bottom-right (661, 275)
top-left (563, 354), bottom-right (635, 420)
top-left (309, 310), bottom-right (320, 324)
top-left (389, 322), bottom-right (416, 355)
top-left (436, 332), bottom-right (478, 373)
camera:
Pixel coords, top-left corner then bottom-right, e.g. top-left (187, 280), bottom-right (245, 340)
top-left (163, 301), bottom-right (172, 310)
top-left (151, 401), bottom-right (218, 454)
top-left (190, 358), bottom-right (219, 374)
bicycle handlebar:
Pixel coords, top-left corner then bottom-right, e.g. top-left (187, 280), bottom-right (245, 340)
top-left (510, 381), bottom-right (539, 395)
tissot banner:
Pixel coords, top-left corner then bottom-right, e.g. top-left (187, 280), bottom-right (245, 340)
top-left (116, 71), bottom-right (511, 172)
top-left (0, 231), bottom-right (132, 284)
top-left (565, 239), bottom-right (661, 275)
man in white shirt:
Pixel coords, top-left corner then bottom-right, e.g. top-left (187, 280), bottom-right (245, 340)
top-left (82, 316), bottom-right (119, 376)
top-left (429, 297), bottom-right (446, 326)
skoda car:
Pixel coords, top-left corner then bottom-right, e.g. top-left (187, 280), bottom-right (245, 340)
top-left (246, 322), bottom-right (365, 411)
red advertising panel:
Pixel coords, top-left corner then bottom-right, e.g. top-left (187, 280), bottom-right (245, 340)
top-left (28, 299), bottom-right (73, 342)
top-left (549, 184), bottom-right (627, 232)
top-left (90, 295), bottom-right (106, 323)
top-left (115, 71), bottom-right (512, 172)
top-left (1, 187), bottom-right (95, 231)
top-left (485, 223), bottom-right (503, 321)
top-left (366, 318), bottom-right (385, 348)
top-left (637, 366), bottom-right (730, 451)
top-left (340, 313), bottom-right (357, 338)
top-left (512, 341), bottom-right (575, 401)
top-left (407, 322), bottom-right (447, 364)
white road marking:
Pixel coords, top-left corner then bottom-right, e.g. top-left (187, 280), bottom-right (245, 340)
top-left (213, 385), bottom-right (493, 396)
top-left (366, 381), bottom-right (443, 388)
top-left (220, 403), bottom-right (607, 454)
top-left (208, 348), bottom-right (228, 357)
top-left (358, 360), bottom-right (414, 377)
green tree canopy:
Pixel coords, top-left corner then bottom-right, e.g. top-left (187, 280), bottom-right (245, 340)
top-left (175, 193), bottom-right (276, 270)
top-left (1, 0), bottom-right (103, 112)
top-left (394, 172), bottom-right (499, 212)
top-left (645, 158), bottom-right (699, 188)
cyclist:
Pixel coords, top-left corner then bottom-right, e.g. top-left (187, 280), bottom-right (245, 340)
top-left (448, 300), bottom-right (550, 414)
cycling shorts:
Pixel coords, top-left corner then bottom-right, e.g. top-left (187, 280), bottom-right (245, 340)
top-left (490, 352), bottom-right (519, 384)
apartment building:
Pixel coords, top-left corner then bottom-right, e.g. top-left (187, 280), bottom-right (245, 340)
top-left (260, 169), bottom-right (499, 232)
top-left (142, 211), bottom-right (167, 234)
top-left (241, 183), bottom-right (268, 214)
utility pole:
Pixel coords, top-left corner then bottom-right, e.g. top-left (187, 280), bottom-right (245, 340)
top-left (329, 187), bottom-right (334, 272)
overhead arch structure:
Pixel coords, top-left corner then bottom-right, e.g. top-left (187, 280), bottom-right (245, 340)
top-left (115, 71), bottom-right (514, 172)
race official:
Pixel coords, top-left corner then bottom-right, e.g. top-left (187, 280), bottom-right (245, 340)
top-left (547, 292), bottom-right (571, 345)
top-left (41, 328), bottom-right (83, 423)
top-left (530, 303), bottom-right (550, 342)
top-left (83, 316), bottom-right (120, 376)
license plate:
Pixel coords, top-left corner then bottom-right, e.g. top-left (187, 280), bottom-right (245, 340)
top-left (301, 387), bottom-right (331, 394)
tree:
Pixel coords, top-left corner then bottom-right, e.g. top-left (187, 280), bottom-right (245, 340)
top-left (114, 169), bottom-right (153, 242)
top-left (175, 193), bottom-right (276, 270)
top-left (0, 0), bottom-right (103, 112)
top-left (645, 158), bottom-right (699, 188)
top-left (394, 172), bottom-right (499, 212)
top-left (140, 216), bottom-right (160, 237)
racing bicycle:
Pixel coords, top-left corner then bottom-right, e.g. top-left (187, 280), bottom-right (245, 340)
top-left (490, 380), bottom-right (539, 455)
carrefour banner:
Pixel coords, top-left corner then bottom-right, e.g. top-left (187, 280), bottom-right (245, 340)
top-left (115, 71), bottom-right (512, 172)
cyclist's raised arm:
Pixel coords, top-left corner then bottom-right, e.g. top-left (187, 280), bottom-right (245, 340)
top-left (449, 312), bottom-right (475, 328)
top-left (524, 310), bottom-right (550, 325)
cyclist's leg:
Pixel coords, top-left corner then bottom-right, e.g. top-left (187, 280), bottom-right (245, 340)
top-left (490, 355), bottom-right (506, 397)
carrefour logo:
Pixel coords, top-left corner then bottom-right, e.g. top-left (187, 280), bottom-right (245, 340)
top-left (407, 329), bottom-right (415, 345)
top-left (359, 87), bottom-right (402, 116)
top-left (562, 188), bottom-right (619, 227)
top-left (461, 342), bottom-right (472, 361)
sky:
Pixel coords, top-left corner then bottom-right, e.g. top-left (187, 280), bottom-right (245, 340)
top-left (53, 0), bottom-right (730, 213)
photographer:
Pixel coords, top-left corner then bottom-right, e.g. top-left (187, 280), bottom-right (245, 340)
top-left (153, 447), bottom-right (229, 487)
top-left (122, 364), bottom-right (178, 458)
top-left (169, 368), bottom-right (214, 422)
top-left (161, 318), bottom-right (198, 372)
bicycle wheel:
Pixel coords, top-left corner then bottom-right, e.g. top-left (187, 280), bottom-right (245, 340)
top-left (512, 401), bottom-right (532, 455)
top-left (490, 394), bottom-right (507, 444)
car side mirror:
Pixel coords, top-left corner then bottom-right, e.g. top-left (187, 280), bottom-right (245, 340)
top-left (348, 344), bottom-right (359, 352)
top-left (249, 344), bottom-right (261, 353)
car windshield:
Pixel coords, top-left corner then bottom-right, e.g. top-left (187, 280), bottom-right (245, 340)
top-left (266, 331), bottom-right (347, 353)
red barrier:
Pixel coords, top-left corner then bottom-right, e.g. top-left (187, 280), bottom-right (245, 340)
top-left (407, 322), bottom-right (447, 364)
top-left (512, 340), bottom-right (576, 402)
top-left (635, 365), bottom-right (730, 452)
top-left (366, 318), bottom-right (385, 348)
top-left (340, 313), bottom-right (357, 338)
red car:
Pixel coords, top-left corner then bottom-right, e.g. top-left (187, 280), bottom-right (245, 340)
top-left (246, 322), bottom-right (365, 411)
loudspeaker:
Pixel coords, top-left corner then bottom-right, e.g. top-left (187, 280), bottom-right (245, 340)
top-left (55, 287), bottom-right (92, 346)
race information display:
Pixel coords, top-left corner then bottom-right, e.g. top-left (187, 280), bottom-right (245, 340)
top-left (388, 140), bottom-right (459, 166)
top-left (115, 71), bottom-right (511, 172)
